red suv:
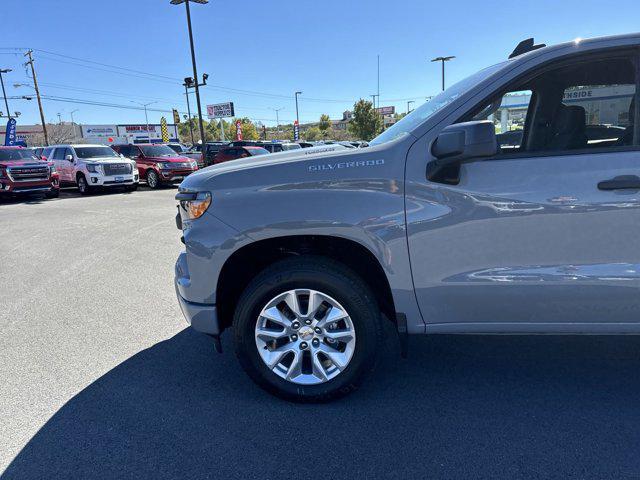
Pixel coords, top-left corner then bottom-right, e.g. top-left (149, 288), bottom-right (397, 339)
top-left (0, 146), bottom-right (59, 198)
top-left (213, 146), bottom-right (269, 164)
top-left (112, 144), bottom-right (198, 189)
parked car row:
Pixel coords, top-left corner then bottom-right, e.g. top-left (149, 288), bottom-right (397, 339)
top-left (2, 139), bottom-right (361, 200)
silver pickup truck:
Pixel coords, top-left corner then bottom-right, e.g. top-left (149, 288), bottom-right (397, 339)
top-left (175, 33), bottom-right (640, 401)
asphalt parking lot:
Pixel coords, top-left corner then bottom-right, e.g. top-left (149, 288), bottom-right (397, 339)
top-left (2, 186), bottom-right (640, 479)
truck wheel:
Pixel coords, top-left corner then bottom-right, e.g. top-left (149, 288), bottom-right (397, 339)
top-left (77, 174), bottom-right (91, 195)
top-left (45, 188), bottom-right (59, 199)
top-left (233, 256), bottom-right (381, 402)
top-left (146, 170), bottom-right (160, 189)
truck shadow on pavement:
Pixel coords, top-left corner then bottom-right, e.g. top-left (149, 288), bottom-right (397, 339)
top-left (5, 329), bottom-right (640, 479)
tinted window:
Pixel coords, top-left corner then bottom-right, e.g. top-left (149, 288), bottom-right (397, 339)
top-left (53, 147), bottom-right (66, 160)
top-left (74, 146), bottom-right (118, 158)
top-left (139, 145), bottom-right (176, 157)
top-left (248, 148), bottom-right (269, 156)
top-left (0, 149), bottom-right (40, 161)
top-left (42, 147), bottom-right (54, 159)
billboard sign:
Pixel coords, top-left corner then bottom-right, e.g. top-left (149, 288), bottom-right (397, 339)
top-left (81, 124), bottom-right (117, 137)
top-left (375, 106), bottom-right (395, 116)
top-left (207, 102), bottom-right (235, 119)
top-left (235, 120), bottom-right (242, 141)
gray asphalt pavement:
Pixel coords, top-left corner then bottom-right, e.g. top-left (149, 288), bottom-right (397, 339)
top-left (2, 187), bottom-right (640, 479)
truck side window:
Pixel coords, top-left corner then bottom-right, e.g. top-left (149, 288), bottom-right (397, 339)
top-left (465, 55), bottom-right (638, 155)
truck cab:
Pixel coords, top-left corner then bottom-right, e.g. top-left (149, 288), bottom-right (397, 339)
top-left (0, 146), bottom-right (59, 198)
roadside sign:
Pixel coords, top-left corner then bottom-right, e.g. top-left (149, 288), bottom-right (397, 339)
top-left (172, 109), bottom-right (181, 124)
top-left (207, 102), bottom-right (235, 119)
top-left (375, 106), bottom-right (395, 116)
top-left (293, 120), bottom-right (300, 141)
top-left (235, 120), bottom-right (242, 141)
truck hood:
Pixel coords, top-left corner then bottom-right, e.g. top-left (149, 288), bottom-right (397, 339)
top-left (85, 157), bottom-right (134, 164)
top-left (141, 155), bottom-right (192, 163)
top-left (181, 144), bottom-right (350, 187)
top-left (0, 159), bottom-right (47, 168)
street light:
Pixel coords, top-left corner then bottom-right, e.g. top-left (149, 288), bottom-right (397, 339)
top-left (294, 91), bottom-right (302, 125)
top-left (131, 101), bottom-right (157, 140)
top-left (431, 56), bottom-right (455, 91)
top-left (407, 100), bottom-right (415, 114)
top-left (0, 68), bottom-right (13, 120)
top-left (171, 0), bottom-right (208, 145)
top-left (70, 109), bottom-right (79, 124)
top-left (270, 107), bottom-right (284, 136)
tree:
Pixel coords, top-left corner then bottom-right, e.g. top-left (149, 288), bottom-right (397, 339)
top-left (318, 114), bottom-right (332, 137)
top-left (225, 118), bottom-right (259, 141)
top-left (348, 99), bottom-right (382, 141)
top-left (304, 126), bottom-right (322, 141)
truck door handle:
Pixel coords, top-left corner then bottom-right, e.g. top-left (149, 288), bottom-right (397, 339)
top-left (597, 175), bottom-right (640, 190)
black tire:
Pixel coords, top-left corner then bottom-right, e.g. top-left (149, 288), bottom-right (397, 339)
top-left (146, 170), bottom-right (160, 189)
top-left (233, 256), bottom-right (382, 402)
top-left (45, 188), bottom-right (60, 199)
top-left (77, 174), bottom-right (91, 195)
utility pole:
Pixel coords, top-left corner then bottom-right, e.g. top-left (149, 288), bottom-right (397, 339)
top-left (377, 54), bottom-right (380, 110)
top-left (0, 68), bottom-right (11, 119)
top-left (171, 0), bottom-right (208, 145)
top-left (24, 50), bottom-right (48, 145)
top-left (57, 112), bottom-right (62, 124)
top-left (183, 78), bottom-right (195, 145)
top-left (431, 56), bottom-right (455, 91)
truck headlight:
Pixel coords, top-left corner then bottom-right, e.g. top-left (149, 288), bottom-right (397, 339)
top-left (49, 164), bottom-right (57, 174)
top-left (157, 162), bottom-right (168, 170)
top-left (176, 191), bottom-right (211, 220)
top-left (87, 163), bottom-right (101, 173)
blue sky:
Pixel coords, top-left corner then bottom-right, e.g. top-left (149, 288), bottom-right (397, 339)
top-left (3, 0), bottom-right (640, 127)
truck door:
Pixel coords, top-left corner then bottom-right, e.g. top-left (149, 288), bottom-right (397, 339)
top-left (406, 52), bottom-right (640, 332)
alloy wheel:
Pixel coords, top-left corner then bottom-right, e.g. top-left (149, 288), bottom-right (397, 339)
top-left (255, 289), bottom-right (356, 385)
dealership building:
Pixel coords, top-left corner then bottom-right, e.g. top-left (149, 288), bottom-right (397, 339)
top-left (0, 123), bottom-right (179, 146)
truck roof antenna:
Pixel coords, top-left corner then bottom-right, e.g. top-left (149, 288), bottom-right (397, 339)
top-left (509, 38), bottom-right (546, 59)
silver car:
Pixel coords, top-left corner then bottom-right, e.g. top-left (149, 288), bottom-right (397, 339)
top-left (175, 33), bottom-right (640, 401)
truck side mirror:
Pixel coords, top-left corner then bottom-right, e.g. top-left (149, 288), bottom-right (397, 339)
top-left (431, 120), bottom-right (497, 166)
top-left (65, 154), bottom-right (74, 162)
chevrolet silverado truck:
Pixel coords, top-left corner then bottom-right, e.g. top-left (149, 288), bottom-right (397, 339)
top-left (0, 146), bottom-right (59, 198)
top-left (175, 34), bottom-right (640, 401)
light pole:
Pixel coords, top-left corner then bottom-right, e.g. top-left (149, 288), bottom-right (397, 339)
top-left (431, 56), bottom-right (455, 91)
top-left (183, 77), bottom-right (196, 145)
top-left (407, 100), bottom-right (415, 114)
top-left (70, 109), bottom-right (78, 124)
top-left (171, 0), bottom-right (208, 146)
top-left (57, 112), bottom-right (62, 124)
top-left (270, 107), bottom-right (284, 136)
top-left (0, 68), bottom-right (12, 119)
top-left (294, 91), bottom-right (302, 125)
top-left (131, 101), bottom-right (157, 140)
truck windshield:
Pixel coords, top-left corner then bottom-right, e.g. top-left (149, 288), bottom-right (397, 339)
top-left (248, 148), bottom-right (269, 156)
top-left (75, 146), bottom-right (118, 158)
top-left (140, 145), bottom-right (177, 157)
top-left (369, 61), bottom-right (508, 146)
top-left (0, 149), bottom-right (39, 161)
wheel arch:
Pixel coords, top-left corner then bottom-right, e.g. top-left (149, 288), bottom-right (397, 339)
top-left (216, 234), bottom-right (396, 333)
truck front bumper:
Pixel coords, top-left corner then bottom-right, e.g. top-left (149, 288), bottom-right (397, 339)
top-left (175, 251), bottom-right (220, 335)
